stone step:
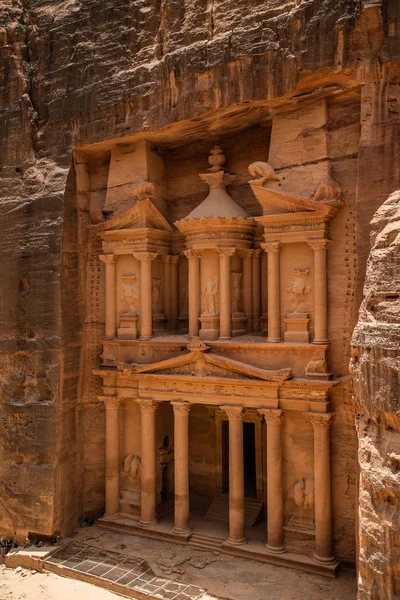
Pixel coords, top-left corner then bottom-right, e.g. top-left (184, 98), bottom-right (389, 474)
top-left (205, 495), bottom-right (263, 527)
top-left (188, 533), bottom-right (223, 552)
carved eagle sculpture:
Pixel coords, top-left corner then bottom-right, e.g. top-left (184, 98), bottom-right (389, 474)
top-left (248, 161), bottom-right (279, 186)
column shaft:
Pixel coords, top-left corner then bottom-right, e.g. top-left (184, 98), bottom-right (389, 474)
top-left (102, 396), bottom-right (120, 517)
top-left (139, 400), bottom-right (158, 526)
top-left (260, 409), bottom-right (285, 553)
top-left (172, 402), bottom-right (191, 534)
top-left (261, 251), bottom-right (268, 334)
top-left (185, 250), bottom-right (201, 337)
top-left (134, 252), bottom-right (157, 340)
top-left (241, 251), bottom-right (253, 333)
top-left (262, 243), bottom-right (282, 342)
top-left (218, 249), bottom-right (235, 339)
top-left (309, 413), bottom-right (334, 563)
top-left (308, 240), bottom-right (329, 344)
top-left (170, 256), bottom-right (179, 329)
top-left (100, 255), bottom-right (117, 338)
top-left (221, 406), bottom-right (246, 545)
top-left (162, 256), bottom-right (172, 327)
top-left (252, 250), bottom-right (261, 332)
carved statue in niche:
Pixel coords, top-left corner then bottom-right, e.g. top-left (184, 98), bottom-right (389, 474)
top-left (120, 276), bottom-right (139, 314)
top-left (294, 477), bottom-right (314, 519)
top-left (152, 277), bottom-right (162, 314)
top-left (203, 278), bottom-right (218, 315)
top-left (231, 272), bottom-right (242, 313)
top-left (286, 268), bottom-right (311, 312)
top-left (123, 454), bottom-right (142, 482)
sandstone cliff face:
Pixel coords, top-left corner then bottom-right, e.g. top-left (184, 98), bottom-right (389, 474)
top-left (352, 190), bottom-right (400, 599)
top-left (0, 0), bottom-right (399, 568)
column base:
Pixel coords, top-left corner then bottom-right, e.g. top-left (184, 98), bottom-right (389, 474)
top-left (138, 519), bottom-right (158, 528)
top-left (218, 336), bottom-right (231, 341)
top-left (267, 338), bottom-right (281, 343)
top-left (172, 526), bottom-right (192, 536)
top-left (313, 339), bottom-right (329, 345)
top-left (139, 335), bottom-right (153, 341)
top-left (226, 537), bottom-right (247, 546)
top-left (313, 553), bottom-right (337, 565)
top-left (266, 544), bottom-right (286, 555)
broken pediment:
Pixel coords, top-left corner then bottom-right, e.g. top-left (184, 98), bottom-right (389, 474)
top-left (93, 198), bottom-right (173, 233)
top-left (125, 339), bottom-right (292, 382)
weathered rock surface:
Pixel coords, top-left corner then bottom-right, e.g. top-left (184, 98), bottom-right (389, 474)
top-left (352, 190), bottom-right (400, 599)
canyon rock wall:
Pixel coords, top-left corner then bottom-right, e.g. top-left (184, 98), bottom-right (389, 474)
top-left (351, 190), bottom-right (400, 600)
top-left (0, 0), bottom-right (399, 574)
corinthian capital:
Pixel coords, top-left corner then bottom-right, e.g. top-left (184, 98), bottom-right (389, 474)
top-left (183, 249), bottom-right (203, 260)
top-left (220, 405), bottom-right (244, 421)
top-left (171, 401), bottom-right (191, 415)
top-left (258, 408), bottom-right (283, 424)
top-left (306, 412), bottom-right (332, 428)
top-left (133, 252), bottom-right (158, 262)
top-left (307, 239), bottom-right (330, 252)
top-left (99, 254), bottom-right (115, 264)
top-left (137, 399), bottom-right (159, 413)
top-left (100, 395), bottom-right (120, 409)
top-left (261, 242), bottom-right (282, 254)
top-left (217, 247), bottom-right (236, 257)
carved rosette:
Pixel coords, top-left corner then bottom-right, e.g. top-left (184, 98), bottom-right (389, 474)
top-left (137, 399), bottom-right (159, 413)
top-left (306, 412), bottom-right (333, 428)
top-left (258, 408), bottom-right (283, 424)
top-left (171, 401), bottom-right (191, 415)
top-left (100, 395), bottom-right (120, 410)
top-left (220, 405), bottom-right (244, 421)
top-left (261, 242), bottom-right (282, 254)
top-left (133, 252), bottom-right (158, 262)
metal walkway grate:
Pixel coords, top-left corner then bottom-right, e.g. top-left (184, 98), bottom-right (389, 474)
top-left (45, 542), bottom-right (205, 600)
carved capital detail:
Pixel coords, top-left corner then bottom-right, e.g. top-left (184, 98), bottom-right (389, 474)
top-left (217, 247), bottom-right (236, 257)
top-left (171, 401), bottom-right (191, 415)
top-left (306, 412), bottom-right (333, 428)
top-left (133, 252), bottom-right (158, 262)
top-left (99, 254), bottom-right (115, 265)
top-left (137, 399), bottom-right (159, 413)
top-left (161, 255), bottom-right (172, 264)
top-left (307, 239), bottom-right (330, 252)
top-left (252, 249), bottom-right (261, 259)
top-left (183, 249), bottom-right (203, 260)
top-left (261, 242), bottom-right (282, 254)
top-left (220, 405), bottom-right (244, 421)
top-left (238, 248), bottom-right (254, 258)
top-left (170, 255), bottom-right (180, 264)
top-left (100, 395), bottom-right (120, 409)
top-left (258, 408), bottom-right (283, 424)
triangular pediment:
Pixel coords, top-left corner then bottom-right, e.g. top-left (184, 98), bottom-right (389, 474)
top-left (94, 199), bottom-right (173, 233)
top-left (128, 340), bottom-right (292, 382)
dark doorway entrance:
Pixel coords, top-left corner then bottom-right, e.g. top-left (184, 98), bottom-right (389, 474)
top-left (221, 421), bottom-right (257, 498)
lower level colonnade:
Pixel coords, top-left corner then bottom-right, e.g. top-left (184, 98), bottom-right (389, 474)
top-left (100, 396), bottom-right (335, 566)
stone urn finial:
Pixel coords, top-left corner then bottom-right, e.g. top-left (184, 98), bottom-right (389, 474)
top-left (208, 146), bottom-right (226, 172)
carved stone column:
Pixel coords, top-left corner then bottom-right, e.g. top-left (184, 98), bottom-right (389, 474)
top-left (172, 401), bottom-right (191, 534)
top-left (184, 250), bottom-right (202, 337)
top-left (307, 239), bottom-right (329, 344)
top-left (133, 252), bottom-right (158, 340)
top-left (138, 400), bottom-right (159, 527)
top-left (101, 395), bottom-right (120, 517)
top-left (162, 255), bottom-right (172, 327)
top-left (259, 409), bottom-right (285, 553)
top-left (262, 242), bottom-right (282, 342)
top-left (100, 254), bottom-right (117, 338)
top-left (170, 255), bottom-right (180, 330)
top-left (218, 248), bottom-right (235, 340)
top-left (261, 251), bottom-right (268, 334)
top-left (220, 406), bottom-right (246, 545)
top-left (252, 249), bottom-right (261, 332)
top-left (308, 412), bottom-right (335, 564)
top-left (240, 250), bottom-right (253, 333)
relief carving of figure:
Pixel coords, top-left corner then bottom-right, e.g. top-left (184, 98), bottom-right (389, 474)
top-left (305, 357), bottom-right (328, 376)
top-left (294, 477), bottom-right (314, 518)
top-left (120, 277), bottom-right (139, 313)
top-left (123, 454), bottom-right (141, 482)
top-left (231, 272), bottom-right (242, 313)
top-left (203, 278), bottom-right (218, 314)
top-left (286, 268), bottom-right (311, 312)
top-left (152, 278), bottom-right (162, 314)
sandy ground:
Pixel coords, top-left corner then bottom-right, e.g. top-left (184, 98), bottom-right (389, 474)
top-left (1, 525), bottom-right (357, 600)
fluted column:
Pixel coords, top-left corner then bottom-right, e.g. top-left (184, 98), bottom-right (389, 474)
top-left (252, 249), bottom-right (261, 332)
top-left (170, 255), bottom-right (180, 330)
top-left (138, 399), bottom-right (159, 527)
top-left (259, 408), bottom-right (285, 553)
top-left (162, 255), bottom-right (172, 327)
top-left (220, 406), bottom-right (246, 545)
top-left (240, 250), bottom-right (253, 333)
top-left (172, 401), bottom-right (191, 535)
top-left (101, 395), bottom-right (120, 517)
top-left (262, 242), bottom-right (282, 342)
top-left (218, 248), bottom-right (235, 340)
top-left (307, 240), bottom-right (329, 344)
top-left (133, 252), bottom-right (158, 340)
top-left (184, 250), bottom-right (202, 337)
top-left (100, 254), bottom-right (117, 338)
top-left (308, 412), bottom-right (335, 564)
